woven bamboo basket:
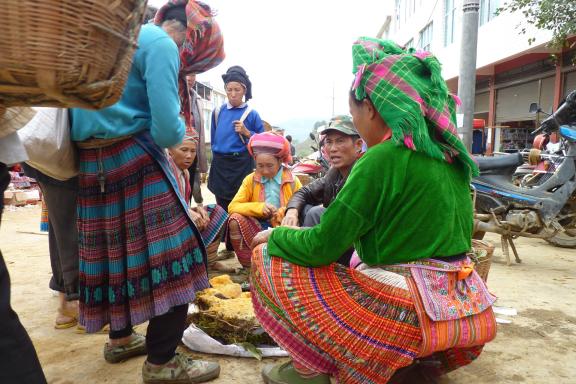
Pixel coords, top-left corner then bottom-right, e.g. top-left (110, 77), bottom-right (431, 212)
top-left (470, 239), bottom-right (495, 282)
top-left (0, 0), bottom-right (148, 110)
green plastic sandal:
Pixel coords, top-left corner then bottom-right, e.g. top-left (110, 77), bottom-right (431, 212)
top-left (261, 361), bottom-right (331, 384)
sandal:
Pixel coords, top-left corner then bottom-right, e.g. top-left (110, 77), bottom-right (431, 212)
top-left (262, 361), bottom-right (331, 384)
top-left (75, 323), bottom-right (110, 334)
top-left (54, 308), bottom-right (78, 330)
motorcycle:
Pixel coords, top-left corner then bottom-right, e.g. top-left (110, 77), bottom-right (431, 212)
top-left (291, 132), bottom-right (330, 184)
top-left (472, 90), bottom-right (576, 264)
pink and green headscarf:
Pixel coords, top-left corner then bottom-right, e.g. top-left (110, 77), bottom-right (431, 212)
top-left (351, 37), bottom-right (478, 176)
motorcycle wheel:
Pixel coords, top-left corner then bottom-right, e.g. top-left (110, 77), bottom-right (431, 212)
top-left (545, 202), bottom-right (576, 248)
top-left (546, 230), bottom-right (576, 248)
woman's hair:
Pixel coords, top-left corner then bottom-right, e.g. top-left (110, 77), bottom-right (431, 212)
top-left (161, 19), bottom-right (186, 33)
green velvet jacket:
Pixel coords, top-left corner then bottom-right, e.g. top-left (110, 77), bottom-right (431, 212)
top-left (267, 140), bottom-right (473, 267)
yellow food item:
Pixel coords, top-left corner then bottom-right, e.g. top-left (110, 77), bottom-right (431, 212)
top-left (206, 274), bottom-right (242, 299)
top-left (209, 274), bottom-right (234, 287)
top-left (207, 297), bottom-right (255, 322)
top-left (240, 292), bottom-right (251, 299)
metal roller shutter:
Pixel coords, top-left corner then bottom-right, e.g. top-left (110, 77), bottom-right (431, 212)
top-left (496, 81), bottom-right (539, 123)
top-left (564, 71), bottom-right (576, 98)
top-left (475, 92), bottom-right (489, 114)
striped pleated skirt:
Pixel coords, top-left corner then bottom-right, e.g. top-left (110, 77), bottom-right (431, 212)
top-left (77, 135), bottom-right (209, 333)
top-left (251, 245), bottom-right (494, 384)
top-left (227, 213), bottom-right (269, 268)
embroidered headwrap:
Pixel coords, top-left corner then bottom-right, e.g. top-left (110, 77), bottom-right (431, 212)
top-left (222, 66), bottom-right (252, 101)
top-left (155, 0), bottom-right (225, 129)
top-left (351, 37), bottom-right (479, 176)
top-left (247, 132), bottom-right (292, 164)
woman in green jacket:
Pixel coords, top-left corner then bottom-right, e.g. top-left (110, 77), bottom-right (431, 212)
top-left (250, 38), bottom-right (497, 384)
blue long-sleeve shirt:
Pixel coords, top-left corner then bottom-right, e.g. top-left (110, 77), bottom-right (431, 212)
top-left (70, 24), bottom-right (185, 148)
top-left (210, 103), bottom-right (264, 154)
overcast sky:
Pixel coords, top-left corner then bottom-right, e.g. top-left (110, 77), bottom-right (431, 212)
top-left (149, 0), bottom-right (393, 127)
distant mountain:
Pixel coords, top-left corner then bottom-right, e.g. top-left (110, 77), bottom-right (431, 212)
top-left (277, 117), bottom-right (325, 142)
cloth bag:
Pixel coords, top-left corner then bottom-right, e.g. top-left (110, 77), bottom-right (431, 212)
top-left (18, 108), bottom-right (78, 181)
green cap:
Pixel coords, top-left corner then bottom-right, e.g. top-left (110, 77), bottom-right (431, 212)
top-left (320, 115), bottom-right (358, 136)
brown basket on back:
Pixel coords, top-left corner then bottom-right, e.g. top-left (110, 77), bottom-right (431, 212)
top-left (0, 0), bottom-right (148, 110)
top-left (469, 239), bottom-right (495, 282)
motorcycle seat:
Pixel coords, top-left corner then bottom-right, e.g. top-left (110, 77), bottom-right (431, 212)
top-left (474, 153), bottom-right (523, 171)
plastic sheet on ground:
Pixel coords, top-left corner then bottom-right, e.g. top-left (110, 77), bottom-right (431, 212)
top-left (182, 324), bottom-right (288, 358)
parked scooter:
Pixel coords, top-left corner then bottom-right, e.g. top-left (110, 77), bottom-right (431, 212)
top-left (472, 90), bottom-right (576, 264)
top-left (291, 132), bottom-right (330, 184)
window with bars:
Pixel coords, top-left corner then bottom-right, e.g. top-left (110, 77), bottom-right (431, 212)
top-left (419, 22), bottom-right (433, 52)
top-left (405, 38), bottom-right (414, 49)
top-left (444, 0), bottom-right (457, 46)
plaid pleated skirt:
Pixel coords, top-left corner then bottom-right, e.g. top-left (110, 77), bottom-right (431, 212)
top-left (227, 213), bottom-right (270, 268)
top-left (77, 134), bottom-right (209, 333)
top-left (251, 245), bottom-right (493, 384)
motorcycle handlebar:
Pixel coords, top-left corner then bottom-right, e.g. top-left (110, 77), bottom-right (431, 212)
top-left (533, 90), bottom-right (576, 135)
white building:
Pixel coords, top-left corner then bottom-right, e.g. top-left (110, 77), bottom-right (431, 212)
top-left (192, 81), bottom-right (226, 144)
top-left (388, 0), bottom-right (576, 154)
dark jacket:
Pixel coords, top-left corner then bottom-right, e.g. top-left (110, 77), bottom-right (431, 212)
top-left (286, 166), bottom-right (346, 215)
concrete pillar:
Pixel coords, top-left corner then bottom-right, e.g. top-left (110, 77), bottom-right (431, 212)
top-left (553, 52), bottom-right (564, 109)
top-left (457, 0), bottom-right (480, 151)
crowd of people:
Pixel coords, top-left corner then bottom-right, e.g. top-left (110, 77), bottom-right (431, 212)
top-left (0, 1), bottom-right (498, 384)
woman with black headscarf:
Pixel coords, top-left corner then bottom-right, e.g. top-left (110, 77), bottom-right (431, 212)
top-left (208, 66), bottom-right (264, 254)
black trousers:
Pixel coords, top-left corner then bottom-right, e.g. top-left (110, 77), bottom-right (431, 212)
top-left (216, 197), bottom-right (233, 251)
top-left (0, 163), bottom-right (47, 384)
top-left (109, 304), bottom-right (189, 365)
top-left (22, 164), bottom-right (79, 300)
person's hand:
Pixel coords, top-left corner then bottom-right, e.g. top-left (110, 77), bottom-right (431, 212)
top-left (195, 205), bottom-right (209, 223)
top-left (281, 209), bottom-right (300, 227)
top-left (262, 203), bottom-right (277, 218)
top-left (251, 229), bottom-right (273, 248)
top-left (233, 120), bottom-right (251, 137)
top-left (189, 208), bottom-right (207, 231)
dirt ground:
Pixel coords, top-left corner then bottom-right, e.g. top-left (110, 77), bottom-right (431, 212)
top-left (1, 201), bottom-right (575, 383)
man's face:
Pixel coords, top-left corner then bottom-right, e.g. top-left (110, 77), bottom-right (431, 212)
top-left (324, 131), bottom-right (361, 170)
top-left (169, 141), bottom-right (197, 170)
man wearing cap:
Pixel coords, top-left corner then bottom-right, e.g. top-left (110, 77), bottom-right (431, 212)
top-left (282, 116), bottom-right (363, 264)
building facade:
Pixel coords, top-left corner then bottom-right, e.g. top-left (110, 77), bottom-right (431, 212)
top-left (192, 81), bottom-right (226, 144)
top-left (388, 0), bottom-right (576, 154)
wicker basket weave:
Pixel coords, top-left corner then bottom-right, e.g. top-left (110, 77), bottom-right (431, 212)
top-left (470, 239), bottom-right (495, 282)
top-left (0, 0), bottom-right (147, 110)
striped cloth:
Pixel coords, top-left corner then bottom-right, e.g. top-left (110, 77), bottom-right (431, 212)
top-left (247, 131), bottom-right (292, 164)
top-left (227, 213), bottom-right (268, 268)
top-left (40, 199), bottom-right (49, 232)
top-left (200, 204), bottom-right (227, 246)
top-left (154, 0), bottom-right (225, 129)
top-left (251, 245), bottom-right (494, 383)
top-left (77, 134), bottom-right (209, 333)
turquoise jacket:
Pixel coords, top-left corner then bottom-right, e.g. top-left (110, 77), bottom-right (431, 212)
top-left (70, 24), bottom-right (185, 148)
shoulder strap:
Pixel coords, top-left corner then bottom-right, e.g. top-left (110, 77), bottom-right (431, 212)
top-left (239, 105), bottom-right (253, 123)
top-left (214, 105), bottom-right (221, 127)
